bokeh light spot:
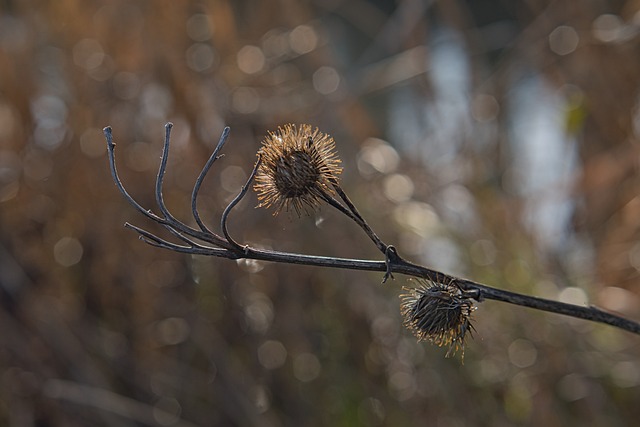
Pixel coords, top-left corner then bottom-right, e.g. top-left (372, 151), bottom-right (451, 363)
top-left (186, 13), bottom-right (213, 41)
top-left (611, 361), bottom-right (640, 388)
top-left (31, 95), bottom-right (68, 150)
top-left (237, 45), bottom-right (265, 74)
top-left (597, 286), bottom-right (639, 315)
top-left (508, 339), bottom-right (537, 368)
top-left (388, 371), bottom-right (416, 401)
top-left (186, 43), bottom-right (216, 72)
top-left (383, 174), bottom-right (414, 203)
top-left (392, 201), bottom-right (439, 236)
top-left (53, 237), bottom-right (84, 267)
top-left (312, 66), bottom-right (340, 94)
top-left (262, 29), bottom-right (290, 58)
top-left (257, 340), bottom-right (287, 370)
top-left (156, 317), bottom-right (190, 346)
top-left (557, 373), bottom-right (588, 401)
top-left (251, 385), bottom-right (270, 413)
top-left (73, 38), bottom-right (105, 70)
top-left (549, 26), bottom-right (579, 55)
top-left (472, 94), bottom-right (500, 122)
top-left (357, 138), bottom-right (400, 176)
top-left (289, 25), bottom-right (318, 54)
top-left (293, 353), bottom-right (322, 382)
top-left (140, 84), bottom-right (172, 119)
top-left (558, 286), bottom-right (588, 306)
top-left (243, 292), bottom-right (273, 333)
top-left (592, 14), bottom-right (624, 43)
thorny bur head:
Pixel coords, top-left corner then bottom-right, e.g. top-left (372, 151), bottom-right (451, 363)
top-left (253, 124), bottom-right (342, 216)
top-left (400, 278), bottom-right (476, 359)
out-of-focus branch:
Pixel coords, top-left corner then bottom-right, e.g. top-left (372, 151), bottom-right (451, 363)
top-left (44, 379), bottom-right (200, 427)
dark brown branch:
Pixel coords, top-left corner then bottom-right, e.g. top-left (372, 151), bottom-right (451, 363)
top-left (104, 123), bottom-right (640, 337)
top-left (221, 156), bottom-right (262, 253)
top-left (332, 183), bottom-right (388, 254)
top-left (386, 257), bottom-right (640, 334)
top-left (191, 126), bottom-right (230, 235)
top-left (316, 188), bottom-right (389, 255)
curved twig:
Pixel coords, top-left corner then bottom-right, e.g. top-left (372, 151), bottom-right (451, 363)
top-left (221, 156), bottom-right (262, 253)
top-left (191, 126), bottom-right (230, 235)
top-left (332, 183), bottom-right (388, 254)
top-left (155, 123), bottom-right (175, 221)
top-left (104, 126), bottom-right (166, 224)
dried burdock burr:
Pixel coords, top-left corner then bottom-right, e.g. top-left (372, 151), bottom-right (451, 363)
top-left (253, 123), bottom-right (342, 216)
top-left (400, 278), bottom-right (476, 359)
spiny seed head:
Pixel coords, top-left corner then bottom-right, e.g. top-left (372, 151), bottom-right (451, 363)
top-left (400, 278), bottom-right (476, 359)
top-left (253, 124), bottom-right (342, 216)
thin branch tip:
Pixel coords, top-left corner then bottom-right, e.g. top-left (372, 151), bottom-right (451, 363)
top-left (103, 126), bottom-right (115, 147)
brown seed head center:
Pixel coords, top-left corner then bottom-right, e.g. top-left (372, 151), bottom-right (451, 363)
top-left (274, 150), bottom-right (320, 198)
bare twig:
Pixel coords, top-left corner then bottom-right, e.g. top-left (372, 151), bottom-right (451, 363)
top-left (103, 124), bottom-right (640, 337)
top-left (192, 126), bottom-right (230, 234)
top-left (332, 183), bottom-right (388, 254)
top-left (221, 156), bottom-right (262, 253)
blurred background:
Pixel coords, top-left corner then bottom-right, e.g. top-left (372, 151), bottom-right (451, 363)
top-left (1, 0), bottom-right (640, 425)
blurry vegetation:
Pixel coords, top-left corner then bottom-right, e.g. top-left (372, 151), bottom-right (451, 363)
top-left (1, 0), bottom-right (640, 426)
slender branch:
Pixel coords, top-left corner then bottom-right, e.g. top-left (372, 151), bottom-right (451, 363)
top-left (192, 126), bottom-right (230, 235)
top-left (332, 183), bottom-right (388, 254)
top-left (104, 126), bottom-right (166, 224)
top-left (318, 191), bottom-right (362, 224)
top-left (125, 228), bottom-right (639, 334)
top-left (125, 223), bottom-right (236, 258)
top-left (155, 123), bottom-right (175, 221)
top-left (221, 156), bottom-right (262, 253)
top-left (462, 281), bottom-right (640, 334)
top-left (104, 123), bottom-right (640, 337)
top-left (387, 257), bottom-right (640, 334)
top-left (316, 183), bottom-right (389, 255)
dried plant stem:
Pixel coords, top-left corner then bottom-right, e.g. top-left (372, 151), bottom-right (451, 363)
top-left (221, 156), bottom-right (262, 252)
top-left (104, 124), bottom-right (640, 337)
top-left (332, 183), bottom-right (388, 254)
